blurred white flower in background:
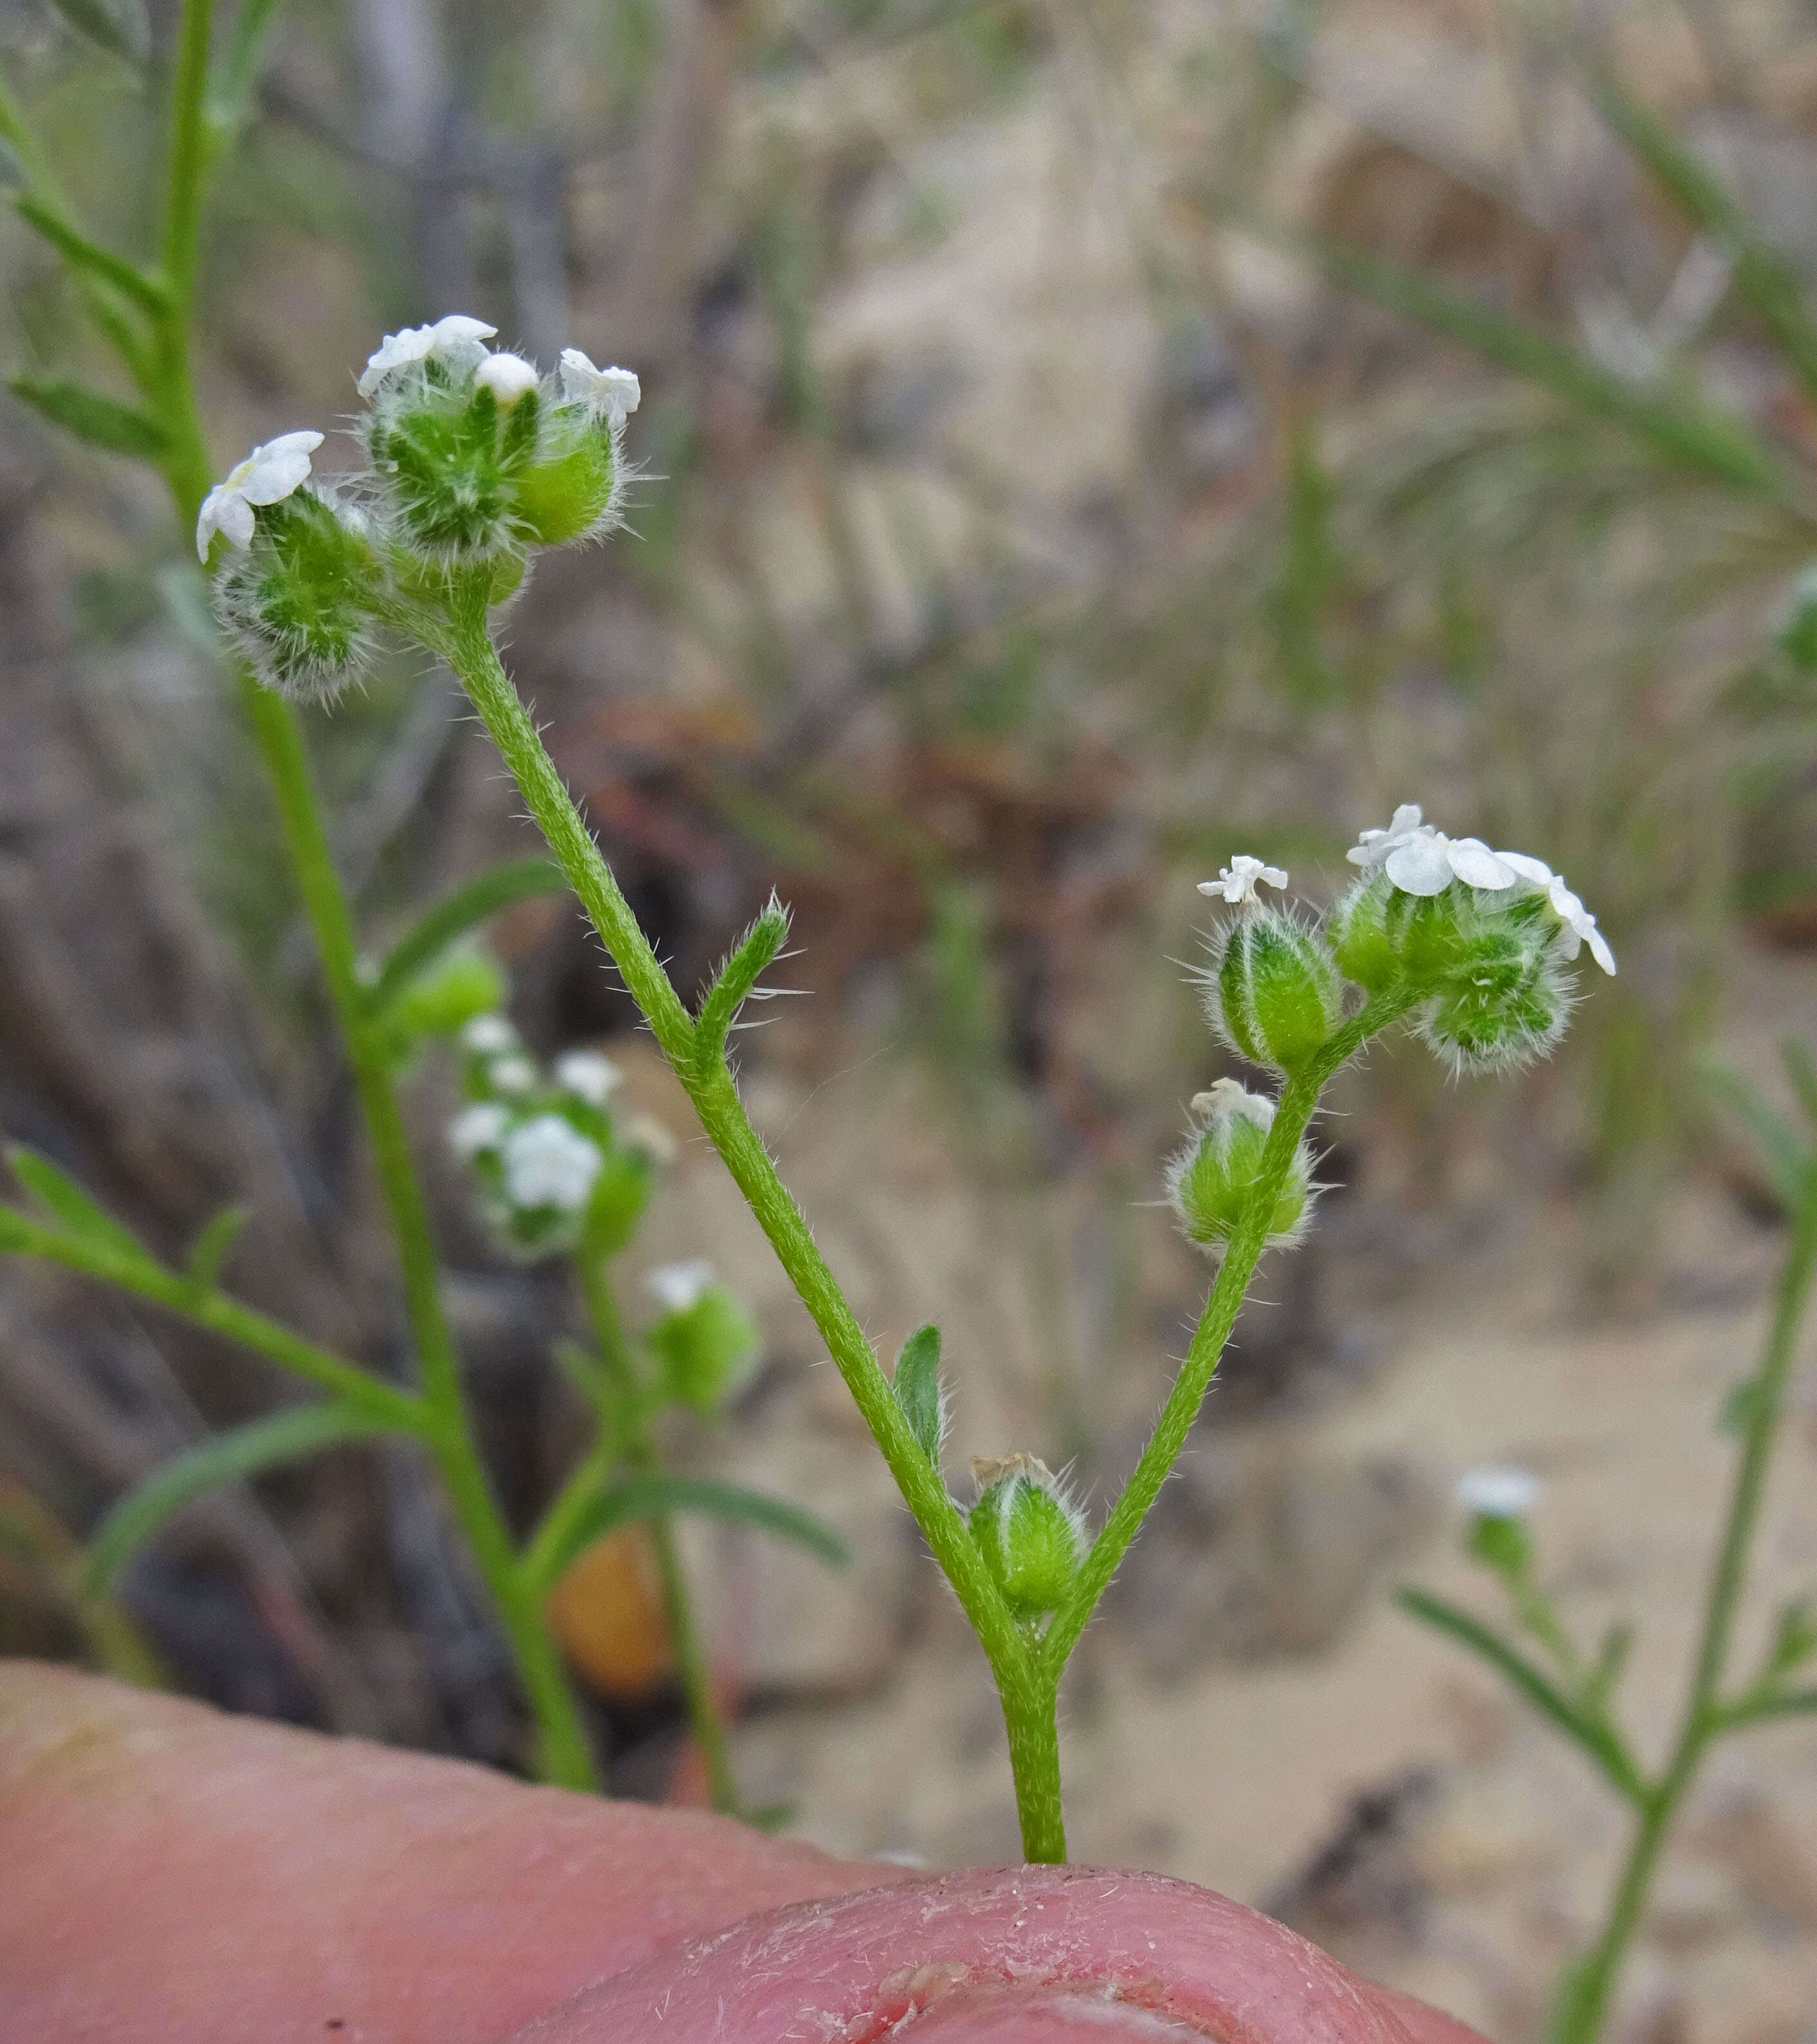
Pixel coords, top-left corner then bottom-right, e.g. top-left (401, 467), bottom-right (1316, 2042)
top-left (647, 1259), bottom-right (715, 1314)
top-left (502, 1115), bottom-right (602, 1212)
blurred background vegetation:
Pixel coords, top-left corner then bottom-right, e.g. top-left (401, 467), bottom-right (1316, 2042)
top-left (3, 0), bottom-right (1817, 2033)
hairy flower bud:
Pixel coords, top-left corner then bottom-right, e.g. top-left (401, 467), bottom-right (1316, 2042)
top-left (968, 1454), bottom-right (1085, 1622)
top-left (211, 488), bottom-right (382, 703)
top-left (1165, 1078), bottom-right (1314, 1259)
top-left (1417, 926), bottom-right (1571, 1074)
top-left (1212, 909), bottom-right (1342, 1072)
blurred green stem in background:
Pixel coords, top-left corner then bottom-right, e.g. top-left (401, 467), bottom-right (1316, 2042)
top-left (0, 0), bottom-right (599, 1789)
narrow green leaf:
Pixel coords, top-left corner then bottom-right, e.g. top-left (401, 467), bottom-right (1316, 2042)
top-left (528, 1473), bottom-right (847, 1597)
top-left (1722, 1685), bottom-right (1817, 1729)
top-left (1782, 1038), bottom-right (1817, 1141)
top-left (46, 0), bottom-right (149, 65)
top-left (6, 1146), bottom-right (151, 1266)
top-left (15, 196), bottom-right (169, 315)
top-left (1572, 56), bottom-right (1817, 406)
top-left (1701, 1057), bottom-right (1810, 1210)
top-left (694, 895), bottom-right (791, 1068)
top-left (82, 1402), bottom-right (389, 1596)
top-left (9, 376), bottom-right (168, 461)
top-left (184, 1205), bottom-right (249, 1295)
top-left (1582, 1621), bottom-right (1632, 1718)
top-left (892, 1324), bottom-right (944, 1467)
top-left (369, 857), bottom-right (566, 1012)
top-left (0, 136), bottom-right (26, 189)
top-left (1718, 1376), bottom-right (1764, 1440)
top-left (1284, 227), bottom-right (1786, 497)
top-left (1397, 1587), bottom-right (1646, 1803)
top-left (206, 0), bottom-right (283, 141)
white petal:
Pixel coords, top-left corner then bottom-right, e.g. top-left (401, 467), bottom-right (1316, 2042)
top-left (214, 490), bottom-right (257, 550)
top-left (476, 352), bottom-right (540, 405)
top-left (257, 429), bottom-right (326, 461)
top-left (196, 485), bottom-right (228, 559)
top-left (1387, 804), bottom-right (1424, 835)
top-left (554, 1048), bottom-right (622, 1108)
top-left (1587, 925), bottom-right (1618, 976)
top-left (242, 445), bottom-right (319, 505)
top-left (1260, 864), bottom-right (1288, 888)
top-left (1384, 834), bottom-right (1455, 895)
top-left (1495, 850), bottom-right (1554, 889)
top-left (1446, 837), bottom-right (1517, 890)
top-left (430, 314), bottom-right (497, 348)
top-left (1456, 1465), bottom-right (1538, 1518)
top-left (461, 1014), bottom-right (517, 1054)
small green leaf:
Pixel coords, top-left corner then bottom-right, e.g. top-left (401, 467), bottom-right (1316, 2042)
top-left (15, 196), bottom-right (169, 315)
top-left (206, 0), bottom-right (282, 140)
top-left (10, 376), bottom-right (169, 461)
top-left (184, 1205), bottom-right (248, 1295)
top-left (82, 1402), bottom-right (389, 1596)
top-left (369, 857), bottom-right (566, 1012)
top-left (694, 896), bottom-right (791, 1069)
top-left (1583, 1622), bottom-right (1632, 1717)
top-left (1396, 1586), bottom-right (1645, 1804)
top-left (892, 1324), bottom-right (944, 1467)
top-left (527, 1473), bottom-right (848, 1597)
top-left (47, 0), bottom-right (149, 64)
top-left (0, 1207), bottom-right (32, 1252)
top-left (6, 1146), bottom-right (150, 1266)
top-left (1701, 1057), bottom-right (1811, 1211)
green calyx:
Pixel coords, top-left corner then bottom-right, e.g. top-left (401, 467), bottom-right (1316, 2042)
top-left (969, 1456), bottom-right (1084, 1622)
top-left (213, 490), bottom-right (380, 701)
top-left (369, 367), bottom-right (616, 562)
top-left (1214, 909), bottom-right (1341, 1072)
top-left (1167, 1081), bottom-right (1313, 1258)
top-left (649, 1286), bottom-right (761, 1415)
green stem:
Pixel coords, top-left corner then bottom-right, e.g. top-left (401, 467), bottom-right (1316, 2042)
top-left (142, 0), bottom-right (596, 1792)
top-left (2, 1212), bottom-right (420, 1431)
top-left (438, 602), bottom-right (1037, 1702)
top-left (1000, 1666), bottom-right (1066, 1862)
top-left (1553, 1182), bottom-right (1817, 2041)
top-left (578, 1251), bottom-right (741, 1816)
top-left (1042, 1001), bottom-right (1403, 1679)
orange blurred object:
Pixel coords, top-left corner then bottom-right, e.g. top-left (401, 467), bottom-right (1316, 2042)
top-left (546, 1525), bottom-right (674, 1702)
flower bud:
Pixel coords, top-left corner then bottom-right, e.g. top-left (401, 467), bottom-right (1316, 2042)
top-left (212, 488), bottom-right (381, 703)
top-left (1165, 1078), bottom-right (1313, 1259)
top-left (368, 370), bottom-right (539, 562)
top-left (1457, 1465), bottom-right (1538, 1577)
top-left (968, 1454), bottom-right (1085, 1622)
top-left (645, 1263), bottom-right (761, 1414)
top-left (1212, 909), bottom-right (1341, 1072)
top-left (1417, 928), bottom-right (1570, 1074)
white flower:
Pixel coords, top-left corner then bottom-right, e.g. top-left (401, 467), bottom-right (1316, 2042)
top-left (1456, 1465), bottom-right (1539, 1520)
top-left (1188, 1076), bottom-right (1274, 1130)
top-left (501, 1114), bottom-right (602, 1212)
top-left (1495, 852), bottom-right (1618, 976)
top-left (647, 1258), bottom-right (715, 1314)
top-left (196, 431), bottom-right (323, 559)
top-left (1347, 804), bottom-right (1519, 897)
top-left (448, 1102), bottom-right (510, 1159)
top-left (475, 351), bottom-right (540, 407)
top-left (1199, 855), bottom-right (1288, 906)
top-left (486, 1055), bottom-right (538, 1094)
top-left (357, 314), bottom-right (497, 397)
top-left (554, 1048), bottom-right (622, 1108)
top-left (558, 349), bottom-right (641, 425)
top-left (461, 1014), bottom-right (517, 1055)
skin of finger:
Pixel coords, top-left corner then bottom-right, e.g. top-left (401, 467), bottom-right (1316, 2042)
top-left (1, 1664), bottom-right (1485, 2044)
top-left (0, 1661), bottom-right (883, 2044)
top-left (508, 1867), bottom-right (1491, 2044)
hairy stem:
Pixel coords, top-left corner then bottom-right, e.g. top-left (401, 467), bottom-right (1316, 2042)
top-left (1553, 1183), bottom-right (1817, 2041)
top-left (439, 603), bottom-right (1037, 1700)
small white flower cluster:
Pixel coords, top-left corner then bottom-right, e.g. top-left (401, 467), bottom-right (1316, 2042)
top-left (443, 1014), bottom-right (677, 1257)
top-left (647, 1258), bottom-right (715, 1315)
top-left (1347, 804), bottom-right (1615, 975)
top-left (197, 306), bottom-right (645, 629)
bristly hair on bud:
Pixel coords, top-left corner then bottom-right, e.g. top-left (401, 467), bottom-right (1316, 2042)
top-left (1206, 904), bottom-right (1342, 1074)
top-left (968, 1453), bottom-right (1086, 1623)
top-left (1165, 1077), bottom-right (1316, 1260)
top-left (210, 483), bottom-right (382, 703)
top-left (1414, 924), bottom-right (1574, 1076)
